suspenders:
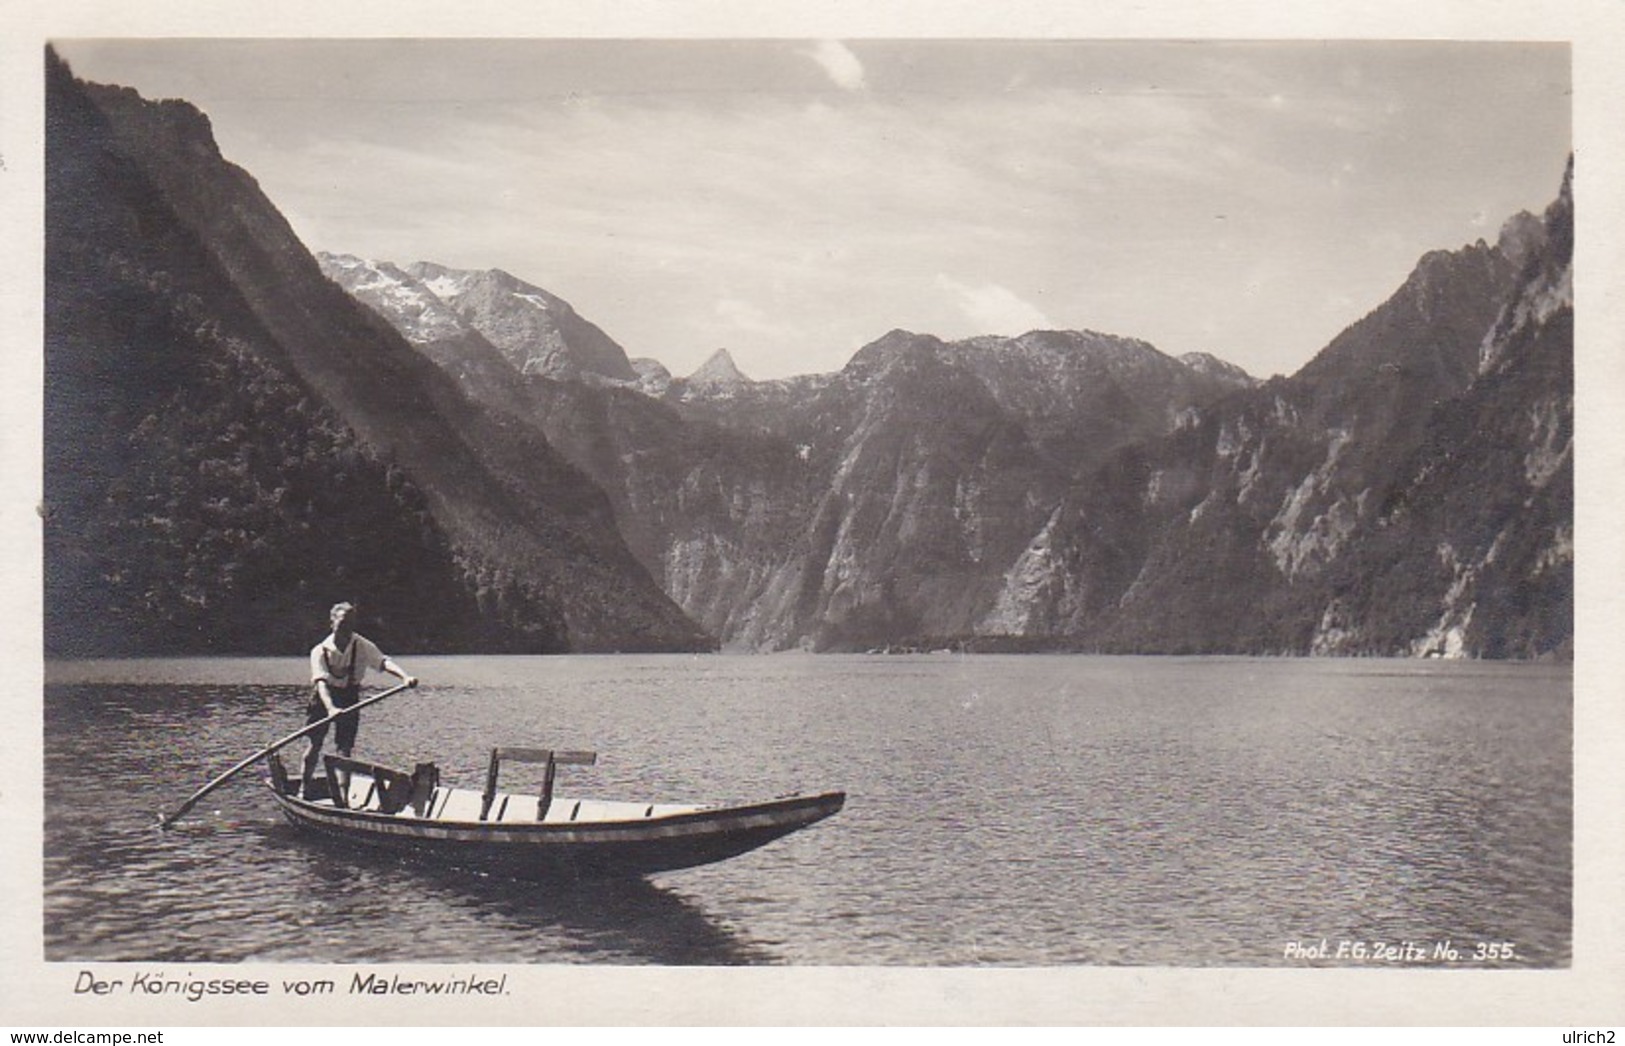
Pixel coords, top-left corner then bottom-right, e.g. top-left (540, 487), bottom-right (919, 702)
top-left (325, 638), bottom-right (358, 687)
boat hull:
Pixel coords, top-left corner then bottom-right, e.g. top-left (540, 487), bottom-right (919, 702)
top-left (266, 786), bottom-right (845, 880)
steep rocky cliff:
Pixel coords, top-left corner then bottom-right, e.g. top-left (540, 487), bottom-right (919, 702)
top-left (991, 172), bottom-right (1572, 657)
top-left (45, 52), bottom-right (709, 655)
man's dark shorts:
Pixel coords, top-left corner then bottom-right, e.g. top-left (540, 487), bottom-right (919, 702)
top-left (305, 684), bottom-right (361, 752)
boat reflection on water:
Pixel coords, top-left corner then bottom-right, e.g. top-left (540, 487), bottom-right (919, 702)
top-left (263, 821), bottom-right (774, 965)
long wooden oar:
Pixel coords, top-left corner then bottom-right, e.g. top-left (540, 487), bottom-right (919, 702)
top-left (157, 679), bottom-right (418, 829)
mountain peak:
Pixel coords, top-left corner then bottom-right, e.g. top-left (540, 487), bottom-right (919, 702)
top-left (340, 258), bottom-right (637, 382)
top-left (842, 329), bottom-right (946, 381)
top-left (1496, 210), bottom-right (1547, 272)
top-left (1179, 351), bottom-right (1256, 387)
top-left (316, 252), bottom-right (468, 342)
top-left (688, 348), bottom-right (751, 387)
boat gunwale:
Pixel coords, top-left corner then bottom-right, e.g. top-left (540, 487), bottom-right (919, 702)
top-left (265, 780), bottom-right (846, 843)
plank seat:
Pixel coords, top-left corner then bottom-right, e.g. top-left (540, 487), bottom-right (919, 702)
top-left (310, 748), bottom-right (717, 824)
top-left (430, 787), bottom-right (487, 822)
top-left (491, 792), bottom-right (545, 823)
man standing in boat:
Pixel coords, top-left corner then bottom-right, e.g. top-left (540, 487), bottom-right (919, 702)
top-left (302, 601), bottom-right (417, 797)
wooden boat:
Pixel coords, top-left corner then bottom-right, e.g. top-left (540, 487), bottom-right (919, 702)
top-left (263, 746), bottom-right (845, 880)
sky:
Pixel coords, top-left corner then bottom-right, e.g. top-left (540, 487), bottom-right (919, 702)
top-left (52, 38), bottom-right (1571, 381)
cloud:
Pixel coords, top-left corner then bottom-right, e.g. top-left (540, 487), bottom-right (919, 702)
top-left (804, 40), bottom-right (866, 92)
top-left (715, 297), bottom-right (793, 337)
top-left (936, 276), bottom-right (1053, 335)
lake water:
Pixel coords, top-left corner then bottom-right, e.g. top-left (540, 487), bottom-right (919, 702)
top-left (42, 654), bottom-right (1571, 966)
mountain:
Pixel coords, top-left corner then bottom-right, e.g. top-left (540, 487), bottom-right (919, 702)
top-left (318, 253), bottom-right (666, 407)
top-left (980, 170), bottom-right (1572, 657)
top-left (338, 246), bottom-right (1256, 650)
top-left (1333, 180), bottom-right (1571, 658)
top-left (683, 348), bottom-right (751, 392)
top-left (324, 178), bottom-right (1568, 658)
top-left (630, 358), bottom-right (674, 396)
top-left (301, 100), bottom-right (1566, 659)
top-left (136, 46), bottom-right (1560, 662)
top-left (903, 329), bottom-right (1255, 476)
top-left (1179, 351), bottom-right (1256, 386)
top-left (317, 254), bottom-right (814, 647)
top-left (538, 326), bottom-right (1255, 650)
top-left (316, 253), bottom-right (524, 406)
top-left (44, 51), bottom-right (710, 655)
top-left (404, 261), bottom-right (640, 383)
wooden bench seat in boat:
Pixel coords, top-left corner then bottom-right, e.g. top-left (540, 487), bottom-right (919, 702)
top-left (322, 755), bottom-right (437, 815)
top-left (286, 747), bottom-right (707, 824)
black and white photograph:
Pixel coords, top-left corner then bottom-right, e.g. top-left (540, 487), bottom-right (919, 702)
top-left (5, 0), bottom-right (1623, 1030)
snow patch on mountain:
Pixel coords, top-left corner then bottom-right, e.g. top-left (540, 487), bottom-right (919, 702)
top-left (420, 272), bottom-right (471, 302)
top-left (324, 256), bottom-right (640, 383)
top-left (317, 253), bottom-right (466, 342)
